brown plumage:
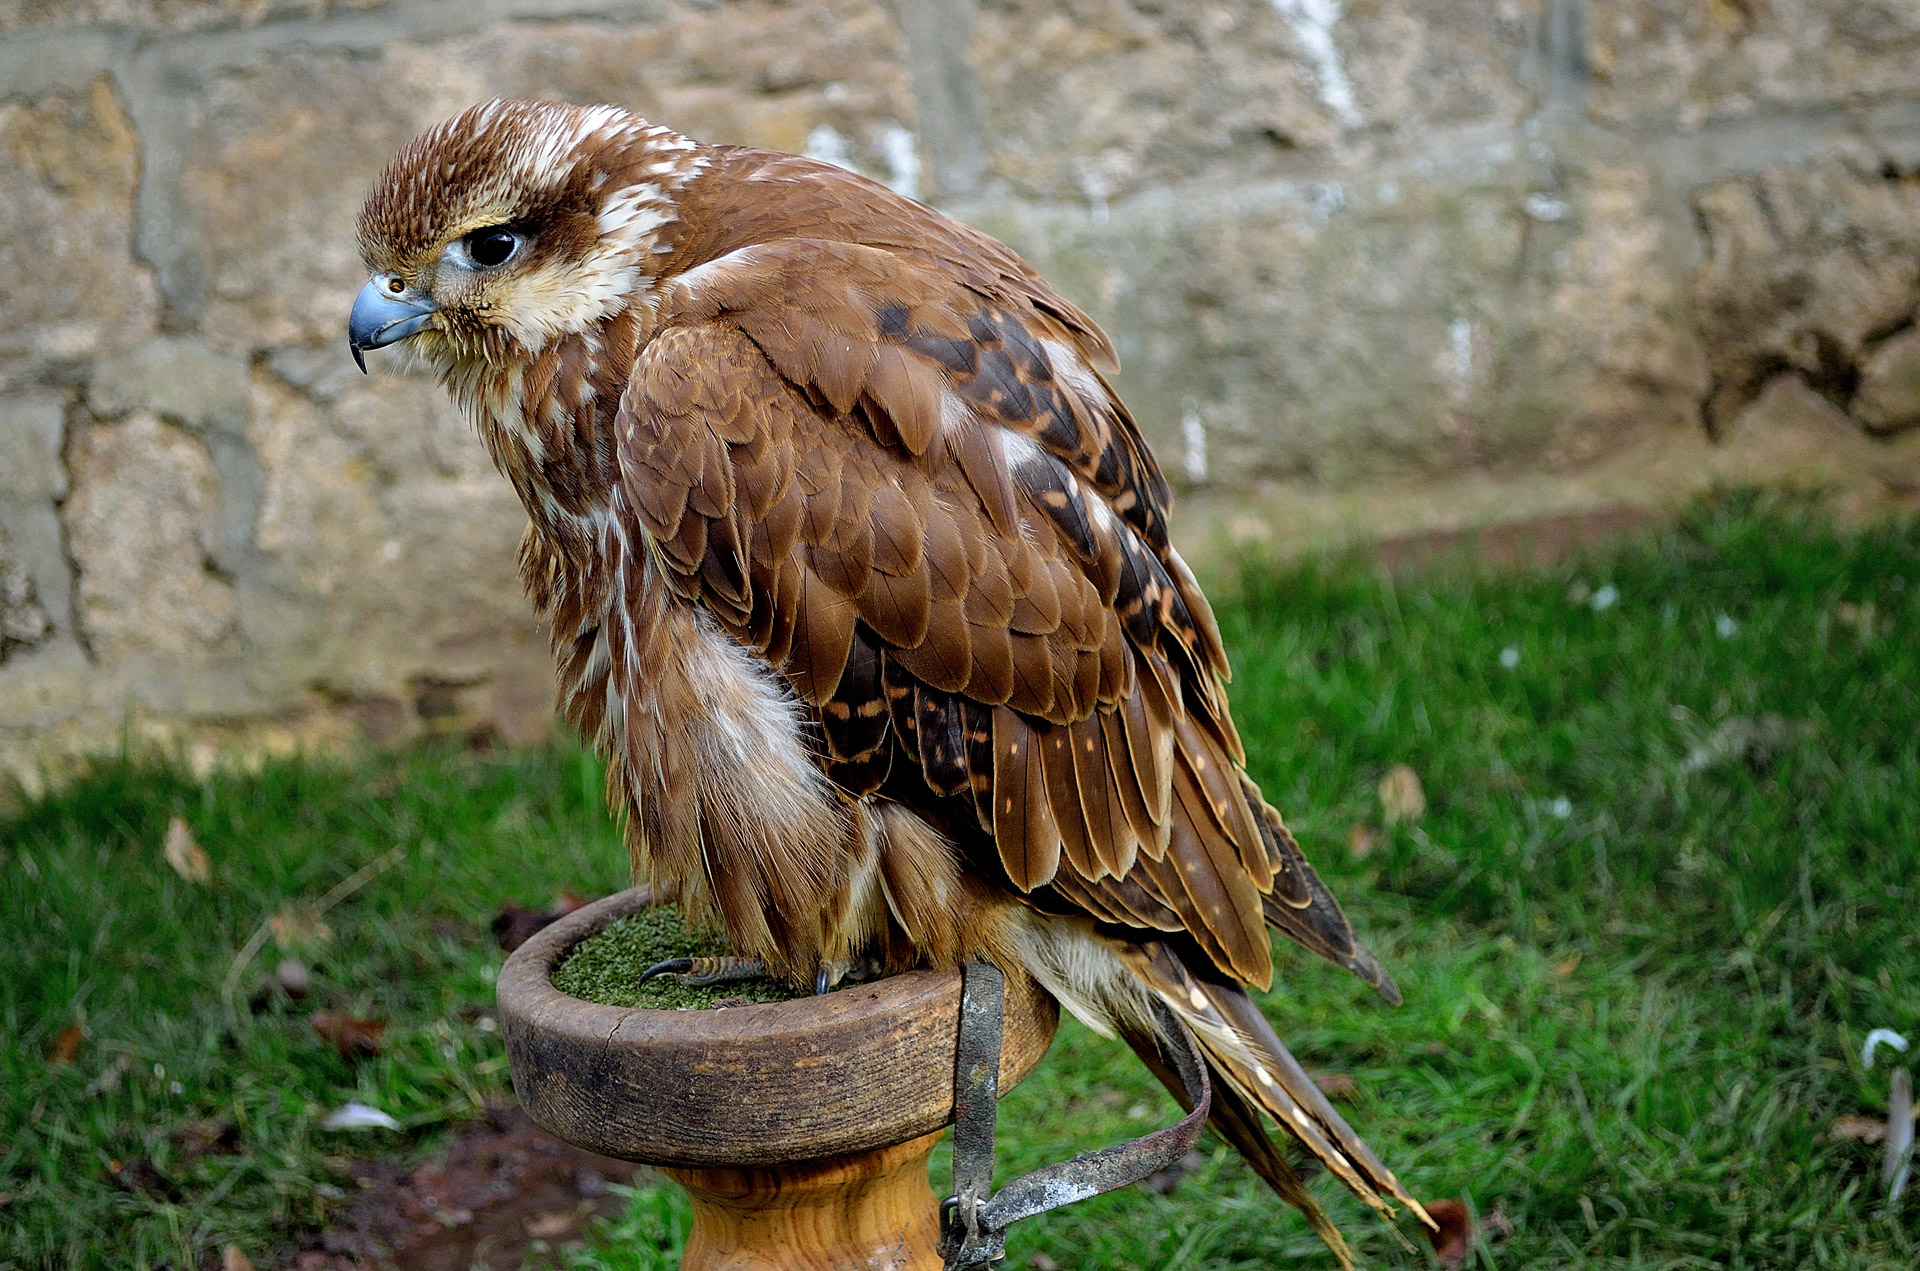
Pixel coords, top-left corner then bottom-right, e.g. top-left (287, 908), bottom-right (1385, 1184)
top-left (353, 98), bottom-right (1432, 1259)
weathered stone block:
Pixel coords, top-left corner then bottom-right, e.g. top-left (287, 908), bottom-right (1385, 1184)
top-left (0, 76), bottom-right (157, 386)
top-left (1854, 327), bottom-right (1920, 436)
top-left (63, 412), bottom-right (242, 667)
top-left (0, 522), bottom-right (52, 662)
top-left (0, 391), bottom-right (72, 633)
top-left (246, 362), bottom-right (537, 703)
top-left (180, 1), bottom-right (912, 354)
top-left (1692, 156), bottom-right (1920, 432)
top-left (969, 0), bottom-right (1537, 203)
top-left (179, 48), bottom-right (485, 353)
top-left (971, 137), bottom-right (1701, 489)
top-left (454, 1), bottom-right (916, 181)
top-left (90, 335), bottom-right (251, 436)
top-left (1587, 0), bottom-right (1920, 128)
top-left (0, 0), bottom-right (280, 36)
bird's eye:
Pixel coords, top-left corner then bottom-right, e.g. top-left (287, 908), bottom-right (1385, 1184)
top-left (462, 228), bottom-right (522, 269)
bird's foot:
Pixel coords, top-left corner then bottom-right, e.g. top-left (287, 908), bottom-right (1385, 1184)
top-left (637, 955), bottom-right (768, 988)
top-left (813, 955), bottom-right (886, 995)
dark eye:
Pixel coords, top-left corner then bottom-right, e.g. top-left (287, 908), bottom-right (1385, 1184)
top-left (463, 228), bottom-right (521, 269)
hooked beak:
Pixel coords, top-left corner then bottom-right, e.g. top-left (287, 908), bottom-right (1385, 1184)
top-left (348, 277), bottom-right (439, 372)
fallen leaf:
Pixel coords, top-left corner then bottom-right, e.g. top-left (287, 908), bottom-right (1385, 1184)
top-left (274, 958), bottom-right (311, 999)
top-left (1835, 1115), bottom-right (1890, 1144)
top-left (492, 892), bottom-right (590, 952)
top-left (525, 1210), bottom-right (576, 1239)
top-left (1378, 765), bottom-right (1427, 824)
top-left (222, 1245), bottom-right (256, 1271)
top-left (83, 1053), bottom-right (134, 1098)
top-left (270, 906), bottom-right (333, 950)
top-left (174, 1118), bottom-right (242, 1159)
top-left (46, 1023), bottom-right (85, 1064)
top-left (1424, 1197), bottom-right (1473, 1268)
top-left (1312, 1071), bottom-right (1359, 1099)
top-left (1028, 1254), bottom-right (1060, 1271)
top-left (1553, 953), bottom-right (1583, 978)
top-left (320, 1101), bottom-right (400, 1131)
top-left (1141, 1149), bottom-right (1206, 1195)
top-left (1347, 824), bottom-right (1381, 858)
top-left (1677, 714), bottom-right (1811, 775)
top-left (1885, 1068), bottom-right (1912, 1202)
top-left (163, 816), bottom-right (211, 885)
top-left (310, 1012), bottom-right (385, 1060)
top-left (107, 1156), bottom-right (178, 1200)
top-left (1837, 601), bottom-right (1878, 641)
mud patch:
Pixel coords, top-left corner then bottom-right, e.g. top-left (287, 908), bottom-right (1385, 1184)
top-left (291, 1105), bottom-right (644, 1270)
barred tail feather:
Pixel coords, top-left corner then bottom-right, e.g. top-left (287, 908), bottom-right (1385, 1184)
top-left (1116, 1015), bottom-right (1356, 1271)
top-left (1119, 942), bottom-right (1435, 1243)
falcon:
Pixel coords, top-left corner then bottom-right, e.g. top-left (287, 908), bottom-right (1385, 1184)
top-left (351, 99), bottom-right (1428, 1260)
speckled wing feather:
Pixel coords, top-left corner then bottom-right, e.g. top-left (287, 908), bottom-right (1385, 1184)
top-left (620, 215), bottom-right (1389, 984)
top-left (611, 161), bottom-right (1401, 1209)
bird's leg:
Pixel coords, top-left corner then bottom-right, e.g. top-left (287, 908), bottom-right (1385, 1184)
top-left (637, 955), bottom-right (768, 988)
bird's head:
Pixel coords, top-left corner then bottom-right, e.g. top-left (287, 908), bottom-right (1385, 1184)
top-left (350, 99), bottom-right (698, 374)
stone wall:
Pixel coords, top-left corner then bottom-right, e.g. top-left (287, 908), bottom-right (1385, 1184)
top-left (2, 0), bottom-right (1918, 781)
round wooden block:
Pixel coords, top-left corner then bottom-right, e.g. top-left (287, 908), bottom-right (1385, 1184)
top-left (498, 885), bottom-right (1059, 1168)
top-left (663, 1130), bottom-right (948, 1271)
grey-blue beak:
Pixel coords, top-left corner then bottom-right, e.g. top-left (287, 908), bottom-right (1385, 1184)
top-left (348, 278), bottom-right (438, 372)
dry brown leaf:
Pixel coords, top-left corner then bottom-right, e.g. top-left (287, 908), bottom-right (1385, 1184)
top-left (1837, 601), bottom-right (1878, 641)
top-left (1553, 953), bottom-right (1583, 978)
top-left (1312, 1071), bottom-right (1359, 1099)
top-left (1378, 765), bottom-right (1427, 824)
top-left (222, 1245), bottom-right (256, 1271)
top-left (1347, 824), bottom-right (1382, 858)
top-left (163, 816), bottom-right (211, 885)
top-left (525, 1210), bottom-right (576, 1239)
top-left (310, 1012), bottom-right (386, 1061)
top-left (1424, 1197), bottom-right (1473, 1268)
top-left (46, 1023), bottom-right (85, 1064)
top-left (1835, 1115), bottom-right (1890, 1144)
top-left (274, 958), bottom-right (311, 999)
top-left (1027, 1255), bottom-right (1059, 1271)
top-left (269, 906), bottom-right (333, 949)
top-left (492, 892), bottom-right (589, 952)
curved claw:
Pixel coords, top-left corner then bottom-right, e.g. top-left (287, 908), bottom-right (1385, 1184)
top-left (815, 966), bottom-right (833, 996)
top-left (638, 957), bottom-right (695, 986)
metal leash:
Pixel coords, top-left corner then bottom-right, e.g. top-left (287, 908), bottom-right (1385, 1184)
top-left (939, 959), bottom-right (1213, 1270)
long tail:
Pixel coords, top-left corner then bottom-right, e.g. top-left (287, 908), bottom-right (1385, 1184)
top-left (1119, 942), bottom-right (1434, 1266)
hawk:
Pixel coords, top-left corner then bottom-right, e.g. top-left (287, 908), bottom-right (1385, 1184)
top-left (351, 99), bottom-right (1428, 1260)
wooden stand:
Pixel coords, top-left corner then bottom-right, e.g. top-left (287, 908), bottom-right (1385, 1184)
top-left (498, 887), bottom-right (1058, 1270)
top-left (664, 1131), bottom-right (946, 1271)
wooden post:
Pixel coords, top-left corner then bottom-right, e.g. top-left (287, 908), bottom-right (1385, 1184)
top-left (665, 1131), bottom-right (946, 1271)
top-left (498, 887), bottom-right (1058, 1271)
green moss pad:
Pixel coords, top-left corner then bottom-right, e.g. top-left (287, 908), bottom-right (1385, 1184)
top-left (550, 903), bottom-right (808, 1009)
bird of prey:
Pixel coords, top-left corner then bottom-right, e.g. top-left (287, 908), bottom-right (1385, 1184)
top-left (351, 99), bottom-right (1428, 1260)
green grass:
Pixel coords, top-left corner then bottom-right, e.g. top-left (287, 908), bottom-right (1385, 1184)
top-left (3, 494), bottom-right (1917, 1269)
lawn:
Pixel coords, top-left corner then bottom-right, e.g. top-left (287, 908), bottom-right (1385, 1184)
top-left (3, 495), bottom-right (1916, 1269)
